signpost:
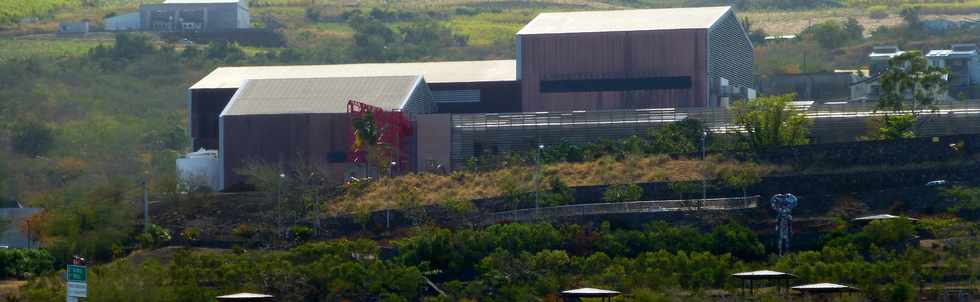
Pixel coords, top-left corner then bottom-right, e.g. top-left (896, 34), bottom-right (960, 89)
top-left (67, 264), bottom-right (87, 301)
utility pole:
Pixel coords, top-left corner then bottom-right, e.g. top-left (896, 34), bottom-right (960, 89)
top-left (143, 179), bottom-right (149, 233)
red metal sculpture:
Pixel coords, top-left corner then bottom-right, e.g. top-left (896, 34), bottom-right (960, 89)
top-left (347, 100), bottom-right (412, 174)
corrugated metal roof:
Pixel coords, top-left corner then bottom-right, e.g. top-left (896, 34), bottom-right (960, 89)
top-left (517, 6), bottom-right (732, 35)
top-left (191, 60), bottom-right (516, 90)
top-left (220, 76), bottom-right (421, 116)
top-left (163, 0), bottom-right (241, 4)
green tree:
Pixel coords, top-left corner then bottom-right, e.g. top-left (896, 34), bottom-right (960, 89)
top-left (845, 17), bottom-right (864, 40)
top-left (875, 113), bottom-right (916, 140)
top-left (733, 93), bottom-right (811, 150)
top-left (602, 183), bottom-right (643, 203)
top-left (11, 121), bottom-right (54, 157)
top-left (874, 52), bottom-right (947, 139)
top-left (900, 7), bottom-right (921, 30)
top-left (877, 51), bottom-right (948, 114)
top-left (718, 164), bottom-right (764, 198)
top-left (801, 20), bottom-right (852, 49)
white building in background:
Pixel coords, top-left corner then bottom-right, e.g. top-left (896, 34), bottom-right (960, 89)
top-left (927, 44), bottom-right (980, 89)
top-left (176, 148), bottom-right (220, 192)
top-left (0, 207), bottom-right (41, 249)
top-left (105, 12), bottom-right (141, 31)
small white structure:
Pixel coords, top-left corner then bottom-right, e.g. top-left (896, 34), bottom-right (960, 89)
top-left (216, 293), bottom-right (273, 301)
top-left (927, 44), bottom-right (980, 89)
top-left (176, 148), bottom-right (220, 192)
top-left (58, 21), bottom-right (90, 35)
top-left (792, 282), bottom-right (860, 292)
top-left (560, 288), bottom-right (621, 302)
top-left (852, 214), bottom-right (919, 222)
top-left (105, 12), bottom-right (141, 31)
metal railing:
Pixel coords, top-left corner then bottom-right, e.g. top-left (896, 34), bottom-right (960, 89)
top-left (449, 103), bottom-right (980, 167)
top-left (477, 195), bottom-right (759, 225)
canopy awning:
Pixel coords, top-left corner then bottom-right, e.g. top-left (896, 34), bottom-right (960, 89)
top-left (852, 214), bottom-right (918, 222)
top-left (792, 283), bottom-right (860, 293)
top-left (560, 288), bottom-right (622, 297)
top-left (216, 293), bottom-right (274, 301)
top-left (732, 270), bottom-right (798, 280)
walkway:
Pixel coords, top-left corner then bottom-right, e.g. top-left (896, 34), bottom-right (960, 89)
top-left (477, 195), bottom-right (760, 225)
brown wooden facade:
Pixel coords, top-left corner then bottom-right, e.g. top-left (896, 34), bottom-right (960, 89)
top-left (219, 113), bottom-right (352, 189)
top-left (519, 29), bottom-right (709, 112)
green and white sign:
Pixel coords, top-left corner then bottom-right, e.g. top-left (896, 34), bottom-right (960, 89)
top-left (66, 265), bottom-right (87, 298)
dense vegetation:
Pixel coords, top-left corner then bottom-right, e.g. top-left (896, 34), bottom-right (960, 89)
top-left (14, 216), bottom-right (980, 301)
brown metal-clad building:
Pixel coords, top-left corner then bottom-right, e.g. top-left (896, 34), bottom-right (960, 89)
top-left (516, 6), bottom-right (753, 111)
top-left (189, 60), bottom-right (520, 151)
top-left (218, 76), bottom-right (434, 189)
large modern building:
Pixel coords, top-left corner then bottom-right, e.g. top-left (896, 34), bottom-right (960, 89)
top-left (180, 6), bottom-right (754, 190)
top-left (189, 60), bottom-right (519, 151)
top-left (134, 0), bottom-right (250, 32)
top-left (516, 6), bottom-right (753, 111)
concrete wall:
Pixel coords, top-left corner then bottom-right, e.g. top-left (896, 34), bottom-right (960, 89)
top-left (415, 114), bottom-right (452, 173)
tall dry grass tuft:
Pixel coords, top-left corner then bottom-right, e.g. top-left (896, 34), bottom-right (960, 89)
top-left (333, 155), bottom-right (780, 212)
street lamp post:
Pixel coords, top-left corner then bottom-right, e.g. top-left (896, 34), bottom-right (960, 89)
top-left (701, 131), bottom-right (707, 209)
top-left (142, 179), bottom-right (149, 233)
top-left (534, 144), bottom-right (544, 215)
top-left (277, 173), bottom-right (285, 245)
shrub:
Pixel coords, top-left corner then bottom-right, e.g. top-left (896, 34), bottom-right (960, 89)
top-left (231, 224), bottom-right (256, 240)
top-left (138, 224), bottom-right (172, 249)
top-left (180, 227), bottom-right (200, 242)
top-left (869, 5), bottom-right (889, 19)
top-left (602, 183), bottom-right (643, 203)
top-left (11, 121), bottom-right (54, 157)
top-left (289, 225), bottom-right (314, 242)
top-left (540, 176), bottom-right (575, 206)
top-left (0, 249), bottom-right (56, 279)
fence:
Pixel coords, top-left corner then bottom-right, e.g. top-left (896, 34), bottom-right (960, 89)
top-left (449, 102), bottom-right (980, 168)
top-left (476, 195), bottom-right (759, 225)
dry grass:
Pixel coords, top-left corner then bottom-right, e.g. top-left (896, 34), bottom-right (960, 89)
top-left (742, 8), bottom-right (980, 36)
top-left (334, 155), bottom-right (780, 212)
top-left (0, 280), bottom-right (26, 299)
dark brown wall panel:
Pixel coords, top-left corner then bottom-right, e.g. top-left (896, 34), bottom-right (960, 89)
top-left (190, 88), bottom-right (237, 150)
top-left (520, 29), bottom-right (708, 111)
top-left (221, 113), bottom-right (352, 188)
top-left (430, 81), bottom-right (522, 113)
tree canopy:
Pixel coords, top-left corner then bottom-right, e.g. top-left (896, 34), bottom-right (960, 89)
top-left (733, 94), bottom-right (811, 149)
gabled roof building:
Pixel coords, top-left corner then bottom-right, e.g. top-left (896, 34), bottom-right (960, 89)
top-left (516, 6), bottom-right (753, 111)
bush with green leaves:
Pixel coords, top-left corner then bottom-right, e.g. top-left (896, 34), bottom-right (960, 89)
top-left (138, 224), bottom-right (172, 249)
top-left (941, 186), bottom-right (980, 221)
top-left (289, 225), bottom-right (314, 243)
top-left (0, 248), bottom-right (56, 279)
top-left (602, 183), bottom-right (644, 203)
top-left (10, 121), bottom-right (54, 157)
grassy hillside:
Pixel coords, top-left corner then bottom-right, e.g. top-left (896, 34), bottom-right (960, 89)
top-left (0, 0), bottom-right (74, 25)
